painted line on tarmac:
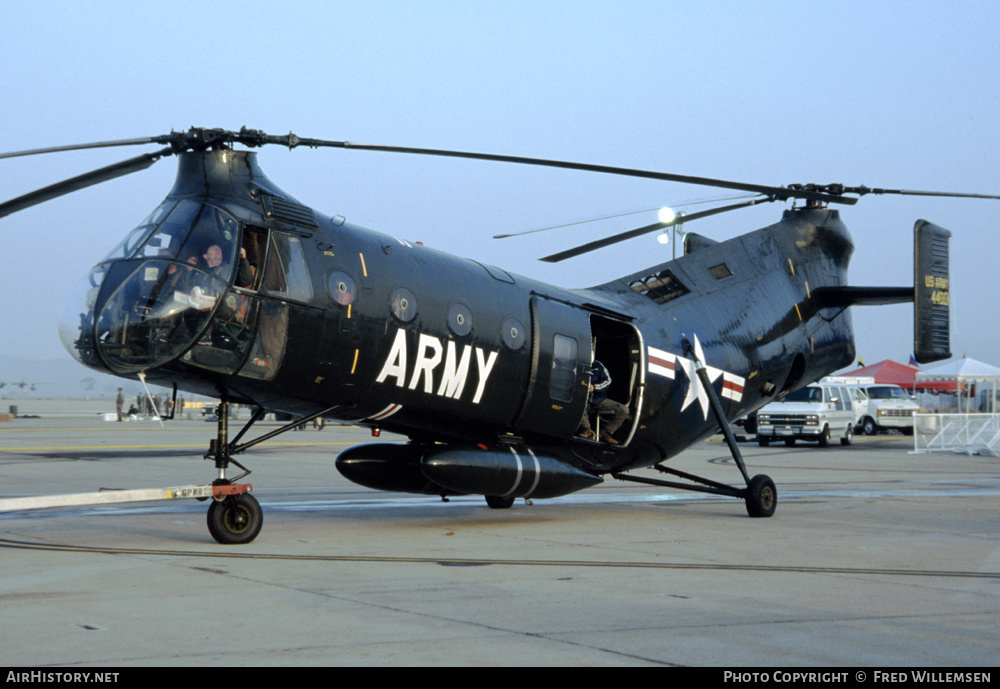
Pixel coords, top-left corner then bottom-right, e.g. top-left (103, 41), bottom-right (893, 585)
top-left (0, 535), bottom-right (996, 580)
top-left (0, 441), bottom-right (355, 452)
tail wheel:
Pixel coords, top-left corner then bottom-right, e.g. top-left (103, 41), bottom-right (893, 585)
top-left (745, 474), bottom-right (777, 518)
top-left (207, 493), bottom-right (263, 544)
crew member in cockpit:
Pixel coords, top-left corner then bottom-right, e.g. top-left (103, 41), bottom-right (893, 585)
top-left (202, 243), bottom-right (254, 288)
top-left (202, 244), bottom-right (227, 278)
top-left (235, 246), bottom-right (255, 288)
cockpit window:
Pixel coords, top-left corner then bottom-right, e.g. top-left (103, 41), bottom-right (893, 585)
top-left (100, 200), bottom-right (178, 262)
top-left (136, 201), bottom-right (239, 272)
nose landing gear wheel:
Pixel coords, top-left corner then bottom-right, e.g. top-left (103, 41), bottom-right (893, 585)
top-left (745, 474), bottom-right (776, 518)
top-left (207, 493), bottom-right (263, 544)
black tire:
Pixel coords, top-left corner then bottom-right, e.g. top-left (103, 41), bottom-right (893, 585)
top-left (863, 417), bottom-right (879, 436)
top-left (745, 474), bottom-right (777, 518)
top-left (818, 425), bottom-right (830, 447)
top-left (841, 424), bottom-right (853, 446)
top-left (784, 438), bottom-right (796, 447)
top-left (207, 493), bottom-right (263, 544)
top-left (485, 495), bottom-right (515, 509)
top-left (757, 437), bottom-right (770, 447)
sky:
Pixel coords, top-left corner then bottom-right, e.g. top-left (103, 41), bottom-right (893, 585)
top-left (1, 0), bottom-right (998, 382)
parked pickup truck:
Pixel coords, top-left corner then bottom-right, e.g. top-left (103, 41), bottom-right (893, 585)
top-left (756, 382), bottom-right (855, 447)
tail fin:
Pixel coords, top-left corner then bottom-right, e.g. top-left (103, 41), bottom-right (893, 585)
top-left (809, 219), bottom-right (950, 364)
top-left (913, 220), bottom-right (951, 364)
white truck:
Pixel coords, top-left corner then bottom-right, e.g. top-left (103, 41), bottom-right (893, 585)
top-left (846, 383), bottom-right (920, 435)
top-left (755, 382), bottom-right (856, 447)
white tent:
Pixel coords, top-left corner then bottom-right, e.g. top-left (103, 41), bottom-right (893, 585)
top-left (915, 358), bottom-right (1000, 412)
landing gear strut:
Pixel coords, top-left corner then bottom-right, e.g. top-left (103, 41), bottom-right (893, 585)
top-left (203, 398), bottom-right (260, 544)
top-left (613, 339), bottom-right (776, 518)
top-left (202, 398), bottom-right (340, 544)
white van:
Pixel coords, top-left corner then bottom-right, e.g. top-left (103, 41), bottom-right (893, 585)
top-left (846, 383), bottom-right (919, 435)
top-left (755, 382), bottom-right (855, 447)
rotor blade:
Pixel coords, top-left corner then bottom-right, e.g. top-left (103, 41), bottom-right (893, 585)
top-left (848, 185), bottom-right (1000, 201)
top-left (291, 138), bottom-right (858, 206)
top-left (0, 136), bottom-right (173, 160)
top-left (222, 130), bottom-right (1000, 205)
top-left (540, 198), bottom-right (770, 263)
top-left (0, 147), bottom-right (173, 219)
top-left (494, 207), bottom-right (663, 239)
top-left (493, 193), bottom-right (763, 239)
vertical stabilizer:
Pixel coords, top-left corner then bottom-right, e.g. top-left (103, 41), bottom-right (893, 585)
top-left (914, 220), bottom-right (951, 364)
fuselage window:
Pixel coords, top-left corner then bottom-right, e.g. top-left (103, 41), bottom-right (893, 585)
top-left (327, 271), bottom-right (357, 306)
top-left (237, 301), bottom-right (289, 381)
top-left (447, 303), bottom-right (472, 337)
top-left (262, 233), bottom-right (313, 302)
top-left (629, 269), bottom-right (689, 305)
top-left (550, 334), bottom-right (578, 403)
top-left (709, 263), bottom-right (733, 280)
top-left (501, 317), bottom-right (526, 350)
top-left (390, 287), bottom-right (417, 322)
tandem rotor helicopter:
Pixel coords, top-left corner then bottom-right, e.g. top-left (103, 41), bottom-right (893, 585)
top-left (2, 126), bottom-right (996, 544)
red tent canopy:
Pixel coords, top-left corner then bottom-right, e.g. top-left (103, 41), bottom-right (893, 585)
top-left (833, 359), bottom-right (957, 392)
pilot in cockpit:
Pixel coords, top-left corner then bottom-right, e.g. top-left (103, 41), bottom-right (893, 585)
top-left (201, 243), bottom-right (255, 288)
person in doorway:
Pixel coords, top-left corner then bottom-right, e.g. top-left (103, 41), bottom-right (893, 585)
top-left (577, 360), bottom-right (629, 444)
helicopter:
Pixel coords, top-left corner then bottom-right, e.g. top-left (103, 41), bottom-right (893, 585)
top-left (0, 380), bottom-right (38, 392)
top-left (1, 126), bottom-right (994, 544)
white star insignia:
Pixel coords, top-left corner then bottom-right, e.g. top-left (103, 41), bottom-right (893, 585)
top-left (679, 334), bottom-right (723, 420)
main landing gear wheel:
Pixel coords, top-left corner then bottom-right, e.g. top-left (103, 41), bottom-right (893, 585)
top-left (207, 493), bottom-right (263, 544)
top-left (745, 474), bottom-right (776, 518)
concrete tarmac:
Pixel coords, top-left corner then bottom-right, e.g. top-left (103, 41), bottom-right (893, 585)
top-left (0, 411), bottom-right (998, 667)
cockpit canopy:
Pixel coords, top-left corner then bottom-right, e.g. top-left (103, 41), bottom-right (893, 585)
top-left (102, 199), bottom-right (240, 267)
top-left (59, 200), bottom-right (245, 374)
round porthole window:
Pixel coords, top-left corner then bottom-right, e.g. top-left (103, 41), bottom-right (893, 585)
top-left (447, 303), bottom-right (472, 337)
top-left (391, 287), bottom-right (417, 322)
top-left (327, 271), bottom-right (356, 306)
top-left (501, 316), bottom-right (526, 350)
